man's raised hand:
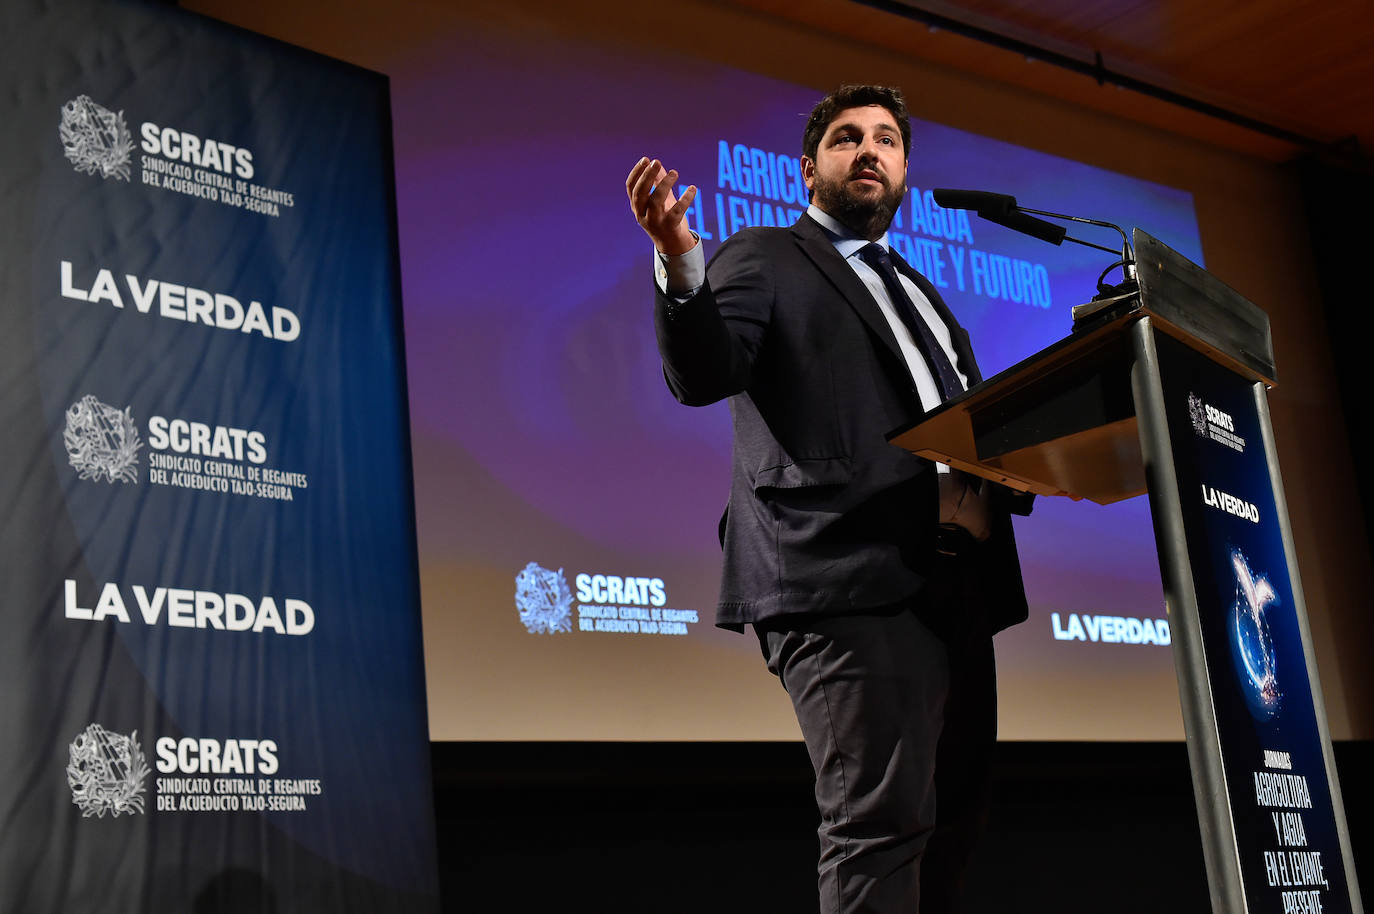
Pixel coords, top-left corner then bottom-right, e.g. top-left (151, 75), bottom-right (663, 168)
top-left (626, 157), bottom-right (698, 256)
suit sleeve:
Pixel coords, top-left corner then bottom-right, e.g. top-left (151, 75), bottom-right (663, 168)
top-left (653, 232), bottom-right (775, 407)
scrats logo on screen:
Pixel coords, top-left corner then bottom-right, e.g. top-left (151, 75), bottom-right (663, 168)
top-left (513, 562), bottom-right (699, 637)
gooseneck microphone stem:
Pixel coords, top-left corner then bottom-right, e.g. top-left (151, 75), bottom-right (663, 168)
top-left (1060, 234), bottom-right (1125, 258)
top-left (1019, 206), bottom-right (1137, 278)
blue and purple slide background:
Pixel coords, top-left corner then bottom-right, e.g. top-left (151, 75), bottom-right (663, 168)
top-left (393, 16), bottom-right (1202, 740)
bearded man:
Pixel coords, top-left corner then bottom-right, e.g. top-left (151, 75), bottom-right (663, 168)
top-left (626, 84), bottom-right (1033, 914)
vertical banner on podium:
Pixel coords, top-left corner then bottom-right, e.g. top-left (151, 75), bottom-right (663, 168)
top-left (1153, 331), bottom-right (1356, 914)
top-left (0, 1), bottom-right (439, 911)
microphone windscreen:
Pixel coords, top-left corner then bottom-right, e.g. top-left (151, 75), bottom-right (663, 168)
top-left (932, 188), bottom-right (1017, 214)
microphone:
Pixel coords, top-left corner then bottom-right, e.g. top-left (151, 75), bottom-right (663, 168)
top-left (932, 188), bottom-right (1136, 292)
top-left (931, 189), bottom-right (1017, 215)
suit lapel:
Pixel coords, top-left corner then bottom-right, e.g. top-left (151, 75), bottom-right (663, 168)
top-left (790, 214), bottom-right (985, 394)
top-left (789, 215), bottom-right (907, 368)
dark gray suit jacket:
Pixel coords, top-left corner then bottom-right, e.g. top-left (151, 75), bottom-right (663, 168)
top-left (654, 213), bottom-right (1030, 634)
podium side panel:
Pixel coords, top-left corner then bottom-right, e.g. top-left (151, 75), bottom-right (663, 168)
top-left (1142, 319), bottom-right (1357, 914)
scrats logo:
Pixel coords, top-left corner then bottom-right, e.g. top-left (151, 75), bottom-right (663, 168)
top-left (65, 396), bottom-right (270, 482)
top-left (139, 121), bottom-right (254, 179)
top-left (575, 573), bottom-right (666, 606)
top-left (516, 563), bottom-right (695, 636)
top-left (65, 725), bottom-right (283, 820)
top-left (1187, 391), bottom-right (1245, 453)
top-left (60, 93), bottom-right (254, 181)
top-left (1188, 391), bottom-right (1236, 435)
top-left (67, 723), bottom-right (150, 818)
top-left (156, 737), bottom-right (278, 775)
top-left (59, 96), bottom-right (134, 181)
top-left (64, 395), bottom-right (142, 484)
top-left (513, 562), bottom-right (573, 635)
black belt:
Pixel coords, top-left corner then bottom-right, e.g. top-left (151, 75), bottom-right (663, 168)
top-left (934, 522), bottom-right (980, 558)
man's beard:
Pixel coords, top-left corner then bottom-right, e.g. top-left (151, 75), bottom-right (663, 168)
top-left (812, 169), bottom-right (906, 241)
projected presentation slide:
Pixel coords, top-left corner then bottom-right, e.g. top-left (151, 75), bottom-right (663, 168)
top-left (394, 13), bottom-right (1204, 740)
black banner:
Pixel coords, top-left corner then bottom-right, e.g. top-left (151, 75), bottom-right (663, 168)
top-left (0, 1), bottom-right (438, 910)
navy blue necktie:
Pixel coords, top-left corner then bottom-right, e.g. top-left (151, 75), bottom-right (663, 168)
top-left (858, 242), bottom-right (963, 401)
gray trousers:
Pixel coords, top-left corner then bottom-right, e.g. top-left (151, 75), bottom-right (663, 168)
top-left (758, 606), bottom-right (997, 914)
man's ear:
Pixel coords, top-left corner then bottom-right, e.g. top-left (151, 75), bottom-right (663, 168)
top-left (800, 156), bottom-right (815, 192)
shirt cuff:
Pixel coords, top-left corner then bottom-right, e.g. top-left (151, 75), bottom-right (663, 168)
top-left (654, 234), bottom-right (704, 300)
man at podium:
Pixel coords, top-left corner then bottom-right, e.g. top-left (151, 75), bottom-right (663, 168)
top-left (625, 84), bottom-right (1033, 914)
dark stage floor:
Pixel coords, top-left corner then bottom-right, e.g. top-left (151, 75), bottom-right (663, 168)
top-left (431, 740), bottom-right (1369, 913)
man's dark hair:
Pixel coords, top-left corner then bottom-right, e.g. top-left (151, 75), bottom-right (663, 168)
top-left (802, 85), bottom-right (911, 162)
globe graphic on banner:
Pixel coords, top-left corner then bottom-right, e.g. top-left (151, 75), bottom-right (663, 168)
top-left (1228, 549), bottom-right (1282, 720)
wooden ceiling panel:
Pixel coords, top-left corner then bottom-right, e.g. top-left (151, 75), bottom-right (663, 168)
top-left (932, 0), bottom-right (1374, 151)
top-left (740, 0), bottom-right (1374, 160)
